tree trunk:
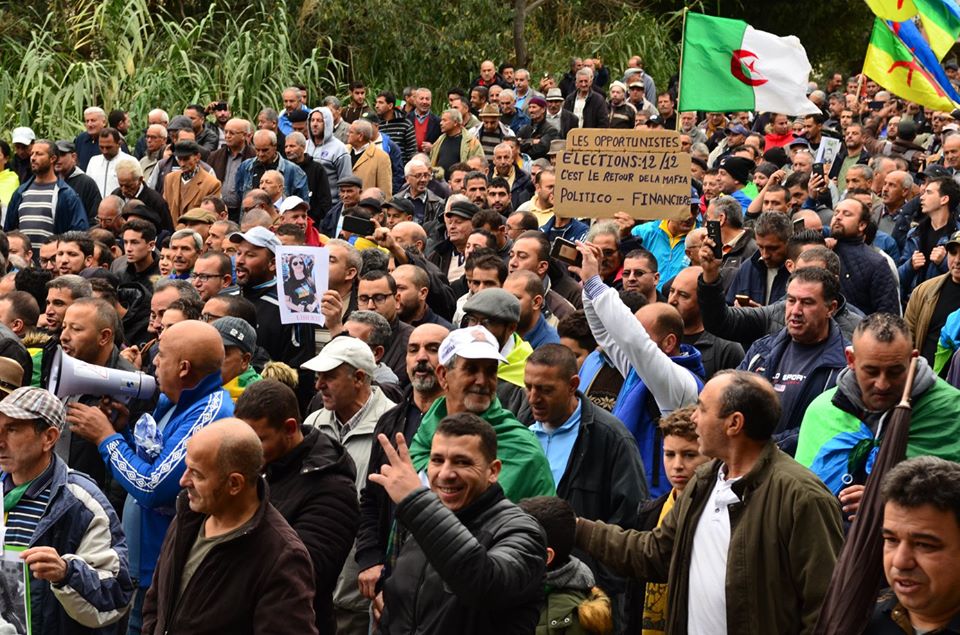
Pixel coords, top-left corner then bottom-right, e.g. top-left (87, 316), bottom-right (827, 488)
top-left (513, 0), bottom-right (528, 68)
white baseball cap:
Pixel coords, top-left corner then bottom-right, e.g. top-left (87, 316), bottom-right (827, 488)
top-left (437, 326), bottom-right (506, 367)
top-left (11, 127), bottom-right (35, 146)
top-left (279, 196), bottom-right (309, 215)
top-left (301, 335), bottom-right (377, 376)
top-left (227, 226), bottom-right (282, 253)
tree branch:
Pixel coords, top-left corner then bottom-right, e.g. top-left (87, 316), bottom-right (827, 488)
top-left (526, 0), bottom-right (547, 13)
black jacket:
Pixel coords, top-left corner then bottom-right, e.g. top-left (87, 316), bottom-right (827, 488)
top-left (65, 168), bottom-right (102, 225)
top-left (143, 481), bottom-right (319, 635)
top-left (517, 118), bottom-right (559, 160)
top-left (118, 281), bottom-right (152, 347)
top-left (833, 236), bottom-right (901, 316)
top-left (381, 484), bottom-right (546, 635)
top-left (0, 322), bottom-right (33, 386)
top-left (382, 319), bottom-right (414, 387)
top-left (699, 273), bottom-right (866, 351)
top-left (113, 183), bottom-right (173, 232)
top-left (562, 92), bottom-right (609, 129)
top-left (488, 167), bottom-right (534, 210)
top-left (557, 394), bottom-right (648, 598)
top-left (265, 427), bottom-right (359, 635)
top-left (293, 154), bottom-right (333, 225)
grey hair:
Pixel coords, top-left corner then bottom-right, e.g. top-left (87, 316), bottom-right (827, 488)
top-left (154, 278), bottom-right (202, 302)
top-left (499, 89), bottom-right (516, 102)
top-left (170, 228), bottom-right (203, 252)
top-left (352, 119), bottom-right (374, 142)
top-left (585, 220), bottom-right (620, 245)
top-left (258, 108), bottom-right (279, 123)
top-left (287, 131), bottom-right (306, 148)
top-left (46, 274), bottom-right (92, 299)
top-left (326, 238), bottom-right (362, 272)
top-left (148, 108), bottom-right (169, 124)
top-left (83, 107), bottom-right (106, 119)
top-left (404, 158), bottom-right (430, 177)
top-left (115, 157), bottom-right (143, 179)
top-left (443, 109), bottom-right (462, 125)
top-left (515, 69), bottom-right (530, 81)
top-left (253, 129), bottom-right (278, 147)
top-left (711, 195), bottom-right (744, 229)
top-left (347, 310), bottom-right (392, 349)
top-left (847, 163), bottom-right (874, 181)
top-left (576, 67), bottom-right (594, 80)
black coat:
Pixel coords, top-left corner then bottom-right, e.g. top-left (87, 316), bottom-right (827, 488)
top-left (557, 394), bottom-right (648, 598)
top-left (65, 169), bottom-right (102, 225)
top-left (265, 427), bottom-right (359, 635)
top-left (113, 183), bottom-right (173, 232)
top-left (381, 484), bottom-right (546, 635)
top-left (562, 92), bottom-right (609, 129)
top-left (517, 118), bottom-right (559, 160)
top-left (294, 155), bottom-right (333, 225)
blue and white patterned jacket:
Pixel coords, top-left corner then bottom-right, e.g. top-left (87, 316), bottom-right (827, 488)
top-left (97, 371), bottom-right (232, 587)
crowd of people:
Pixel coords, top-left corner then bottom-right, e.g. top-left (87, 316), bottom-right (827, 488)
top-left (0, 53), bottom-right (959, 634)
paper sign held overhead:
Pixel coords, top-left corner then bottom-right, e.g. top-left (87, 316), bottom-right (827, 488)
top-left (555, 129), bottom-right (692, 221)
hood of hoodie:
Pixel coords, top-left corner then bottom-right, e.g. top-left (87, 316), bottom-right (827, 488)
top-left (545, 555), bottom-right (595, 591)
top-left (317, 106), bottom-right (334, 144)
top-left (836, 355), bottom-right (937, 425)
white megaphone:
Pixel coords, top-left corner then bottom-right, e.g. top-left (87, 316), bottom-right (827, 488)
top-left (47, 348), bottom-right (157, 402)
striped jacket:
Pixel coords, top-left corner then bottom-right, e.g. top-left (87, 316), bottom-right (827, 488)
top-left (98, 371), bottom-right (233, 588)
top-left (18, 455), bottom-right (134, 634)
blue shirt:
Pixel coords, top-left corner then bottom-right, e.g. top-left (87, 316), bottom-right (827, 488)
top-left (531, 399), bottom-right (582, 486)
top-left (525, 313), bottom-right (560, 348)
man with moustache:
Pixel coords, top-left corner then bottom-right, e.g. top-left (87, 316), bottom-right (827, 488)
top-left (356, 323), bottom-right (450, 602)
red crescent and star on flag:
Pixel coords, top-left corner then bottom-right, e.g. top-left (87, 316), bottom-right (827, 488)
top-left (730, 49), bottom-right (768, 87)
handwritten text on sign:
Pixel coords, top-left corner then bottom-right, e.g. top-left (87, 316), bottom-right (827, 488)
top-left (555, 129), bottom-right (691, 221)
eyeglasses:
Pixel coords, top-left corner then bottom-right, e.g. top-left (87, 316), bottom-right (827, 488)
top-left (201, 312), bottom-right (225, 323)
top-left (358, 294), bottom-right (390, 306)
top-left (96, 216), bottom-right (116, 225)
top-left (463, 315), bottom-right (501, 329)
top-left (622, 269), bottom-right (651, 278)
top-left (291, 260), bottom-right (304, 267)
top-left (600, 248), bottom-right (617, 257)
top-left (190, 273), bottom-right (220, 283)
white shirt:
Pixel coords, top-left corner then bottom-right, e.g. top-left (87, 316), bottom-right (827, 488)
top-left (687, 468), bottom-right (741, 635)
top-left (573, 96), bottom-right (587, 126)
top-left (86, 150), bottom-right (135, 197)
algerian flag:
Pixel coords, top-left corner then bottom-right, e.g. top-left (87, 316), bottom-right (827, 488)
top-left (678, 12), bottom-right (820, 115)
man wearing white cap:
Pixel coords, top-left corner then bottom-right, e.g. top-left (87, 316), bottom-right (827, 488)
top-left (279, 195), bottom-right (322, 245)
top-left (231, 226), bottom-right (317, 411)
top-left (302, 335), bottom-right (396, 635)
top-left (10, 126), bottom-right (35, 183)
top-left (407, 325), bottom-right (554, 502)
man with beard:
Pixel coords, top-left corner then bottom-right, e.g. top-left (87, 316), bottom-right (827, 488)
top-left (301, 337), bottom-right (396, 634)
top-left (490, 143), bottom-right (533, 209)
top-left (486, 177), bottom-right (513, 216)
top-left (166, 229), bottom-right (202, 280)
top-left (428, 199), bottom-right (478, 283)
top-left (231, 227), bottom-right (316, 409)
top-left (829, 198), bottom-right (901, 315)
top-left (517, 96), bottom-right (558, 160)
top-left (284, 131), bottom-right (332, 225)
top-left (53, 140), bottom-right (101, 224)
top-left (607, 81), bottom-right (637, 129)
top-left (355, 323), bottom-right (450, 603)
top-left (392, 264), bottom-right (453, 328)
top-left (4, 139), bottom-right (88, 252)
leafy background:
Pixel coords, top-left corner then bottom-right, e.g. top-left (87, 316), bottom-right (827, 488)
top-left (0, 0), bottom-right (875, 139)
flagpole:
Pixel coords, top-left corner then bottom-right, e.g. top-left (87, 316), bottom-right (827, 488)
top-left (675, 6), bottom-right (689, 132)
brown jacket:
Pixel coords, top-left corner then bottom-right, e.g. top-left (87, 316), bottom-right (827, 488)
top-left (575, 442), bottom-right (843, 635)
top-left (350, 144), bottom-right (393, 195)
top-left (163, 168), bottom-right (222, 225)
top-left (904, 272), bottom-right (950, 351)
top-left (207, 144), bottom-right (255, 183)
top-left (142, 481), bottom-right (318, 635)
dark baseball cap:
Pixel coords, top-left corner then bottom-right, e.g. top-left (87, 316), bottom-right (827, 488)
top-left (383, 197), bottom-right (415, 215)
top-left (211, 317), bottom-right (257, 355)
top-left (173, 141), bottom-right (202, 158)
top-left (54, 140), bottom-right (76, 155)
top-left (337, 176), bottom-right (363, 189)
top-left (446, 200), bottom-right (481, 220)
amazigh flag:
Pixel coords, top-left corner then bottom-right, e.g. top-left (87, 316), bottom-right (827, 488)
top-left (678, 13), bottom-right (819, 115)
top-left (867, 0), bottom-right (960, 59)
top-left (890, 17), bottom-right (960, 103)
top-left (863, 18), bottom-right (959, 111)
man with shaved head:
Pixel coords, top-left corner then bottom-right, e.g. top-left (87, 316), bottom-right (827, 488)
top-left (234, 129), bottom-right (309, 204)
top-left (668, 266), bottom-right (744, 379)
top-left (66, 319), bottom-right (234, 633)
top-left (143, 419), bottom-right (318, 633)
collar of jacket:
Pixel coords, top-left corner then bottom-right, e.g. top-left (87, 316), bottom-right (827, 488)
top-left (760, 319), bottom-right (847, 376)
top-left (451, 481), bottom-right (506, 524)
top-left (694, 441), bottom-right (780, 501)
top-left (265, 426), bottom-right (356, 482)
top-left (175, 473), bottom-right (271, 532)
top-left (747, 248), bottom-right (787, 275)
top-left (170, 370), bottom-right (227, 411)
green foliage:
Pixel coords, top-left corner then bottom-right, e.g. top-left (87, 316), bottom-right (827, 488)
top-left (0, 0), bottom-right (344, 139)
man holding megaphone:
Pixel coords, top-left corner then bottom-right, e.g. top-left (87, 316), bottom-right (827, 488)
top-left (64, 319), bottom-right (233, 633)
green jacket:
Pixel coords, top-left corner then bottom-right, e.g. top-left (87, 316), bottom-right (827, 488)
top-left (428, 132), bottom-right (484, 175)
top-left (409, 396), bottom-right (556, 501)
top-left (575, 443), bottom-right (843, 635)
top-left (536, 588), bottom-right (591, 635)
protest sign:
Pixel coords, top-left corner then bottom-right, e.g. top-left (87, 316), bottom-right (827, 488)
top-left (555, 129), bottom-right (691, 221)
top-left (276, 245), bottom-right (329, 326)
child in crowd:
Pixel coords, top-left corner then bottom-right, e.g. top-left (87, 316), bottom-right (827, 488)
top-left (519, 496), bottom-right (612, 635)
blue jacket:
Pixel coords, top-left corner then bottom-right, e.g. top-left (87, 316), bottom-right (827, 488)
top-left (580, 346), bottom-right (705, 498)
top-left (541, 215), bottom-right (588, 243)
top-left (632, 220), bottom-right (691, 291)
top-left (740, 320), bottom-right (848, 455)
top-left (24, 455), bottom-right (134, 634)
top-left (379, 132), bottom-right (403, 195)
top-left (725, 250), bottom-right (789, 306)
top-left (234, 156), bottom-right (309, 204)
top-left (524, 314), bottom-right (560, 348)
top-left (98, 371), bottom-right (233, 587)
top-left (898, 218), bottom-right (960, 298)
top-left (3, 175), bottom-right (89, 237)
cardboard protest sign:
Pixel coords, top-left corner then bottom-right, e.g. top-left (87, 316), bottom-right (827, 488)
top-left (555, 129), bottom-right (691, 221)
